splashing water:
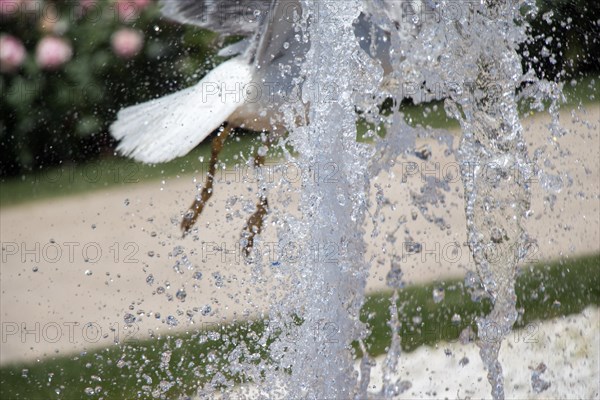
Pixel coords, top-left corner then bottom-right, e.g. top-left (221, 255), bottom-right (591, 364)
top-left (203, 1), bottom-right (565, 398)
top-left (258, 1), bottom-right (560, 399)
top-left (423, 2), bottom-right (539, 398)
top-left (260, 2), bottom-right (380, 397)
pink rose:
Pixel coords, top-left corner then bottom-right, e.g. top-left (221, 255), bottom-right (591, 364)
top-left (111, 28), bottom-right (143, 59)
top-left (0, 0), bottom-right (21, 16)
top-left (134, 0), bottom-right (150, 9)
top-left (0, 34), bottom-right (26, 73)
top-left (79, 0), bottom-right (98, 14)
top-left (35, 36), bottom-right (73, 70)
top-left (114, 0), bottom-right (150, 22)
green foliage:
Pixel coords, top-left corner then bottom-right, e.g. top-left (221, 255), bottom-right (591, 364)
top-left (522, 0), bottom-right (600, 80)
top-left (1, 0), bottom-right (217, 176)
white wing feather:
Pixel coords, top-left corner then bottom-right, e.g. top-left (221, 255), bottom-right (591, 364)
top-left (110, 57), bottom-right (253, 163)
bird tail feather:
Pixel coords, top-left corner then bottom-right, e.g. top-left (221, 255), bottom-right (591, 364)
top-left (110, 57), bottom-right (252, 163)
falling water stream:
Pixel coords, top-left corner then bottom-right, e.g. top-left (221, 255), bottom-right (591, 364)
top-left (249, 1), bottom-right (561, 399)
top-left (269, 1), bottom-right (382, 397)
top-left (444, 4), bottom-right (533, 399)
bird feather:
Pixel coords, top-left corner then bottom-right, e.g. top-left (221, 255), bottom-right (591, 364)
top-left (110, 57), bottom-right (253, 163)
top-left (160, 0), bottom-right (272, 36)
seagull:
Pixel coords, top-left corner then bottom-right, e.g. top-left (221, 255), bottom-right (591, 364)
top-left (110, 0), bottom-right (418, 252)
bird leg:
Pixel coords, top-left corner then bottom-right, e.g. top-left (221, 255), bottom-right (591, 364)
top-left (181, 125), bottom-right (231, 236)
top-left (241, 135), bottom-right (274, 257)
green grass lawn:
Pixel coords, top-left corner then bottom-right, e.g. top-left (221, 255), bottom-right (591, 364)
top-left (1, 254), bottom-right (597, 399)
top-left (1, 75), bottom-right (597, 208)
top-left (0, 131), bottom-right (268, 208)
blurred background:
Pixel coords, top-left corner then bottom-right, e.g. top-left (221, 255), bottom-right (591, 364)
top-left (1, 0), bottom-right (221, 180)
top-left (0, 0), bottom-right (599, 184)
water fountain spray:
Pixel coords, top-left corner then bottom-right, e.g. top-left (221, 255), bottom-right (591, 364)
top-left (111, 1), bottom-right (568, 398)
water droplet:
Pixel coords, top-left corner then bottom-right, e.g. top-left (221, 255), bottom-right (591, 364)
top-left (147, 251), bottom-right (155, 257)
top-left (459, 326), bottom-right (476, 344)
top-left (389, 379), bottom-right (412, 395)
top-left (193, 271), bottom-right (202, 280)
top-left (146, 274), bottom-right (154, 285)
top-left (432, 287), bottom-right (445, 303)
top-left (226, 196), bottom-right (238, 207)
top-left (404, 242), bottom-right (422, 254)
top-left (490, 227), bottom-right (505, 243)
top-left (531, 363), bottom-right (551, 393)
top-left (124, 198), bottom-right (130, 206)
top-left (415, 146), bottom-right (431, 160)
top-left (386, 262), bottom-right (404, 289)
top-left (451, 314), bottom-right (462, 324)
top-left (166, 316), bottom-right (178, 326)
top-left (212, 272), bottom-right (223, 288)
top-left (91, 224), bottom-right (96, 230)
top-left (283, 41), bottom-right (290, 49)
top-left (124, 313), bottom-right (136, 324)
top-left (161, 351), bottom-right (171, 365)
top-left (540, 172), bottom-right (563, 193)
top-left (84, 270), bottom-right (92, 276)
top-left (176, 289), bottom-right (187, 302)
top-left (142, 374), bottom-right (152, 384)
top-left (32, 266), bottom-right (38, 273)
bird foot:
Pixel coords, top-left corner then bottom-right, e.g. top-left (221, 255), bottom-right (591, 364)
top-left (180, 212), bottom-right (197, 237)
top-left (242, 197), bottom-right (268, 257)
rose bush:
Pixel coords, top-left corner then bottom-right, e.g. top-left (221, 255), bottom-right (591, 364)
top-left (0, 0), bottom-right (217, 176)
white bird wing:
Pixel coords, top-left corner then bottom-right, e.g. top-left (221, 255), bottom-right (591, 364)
top-left (160, 0), bottom-right (271, 36)
top-left (217, 38), bottom-right (251, 57)
top-left (110, 57), bottom-right (253, 163)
